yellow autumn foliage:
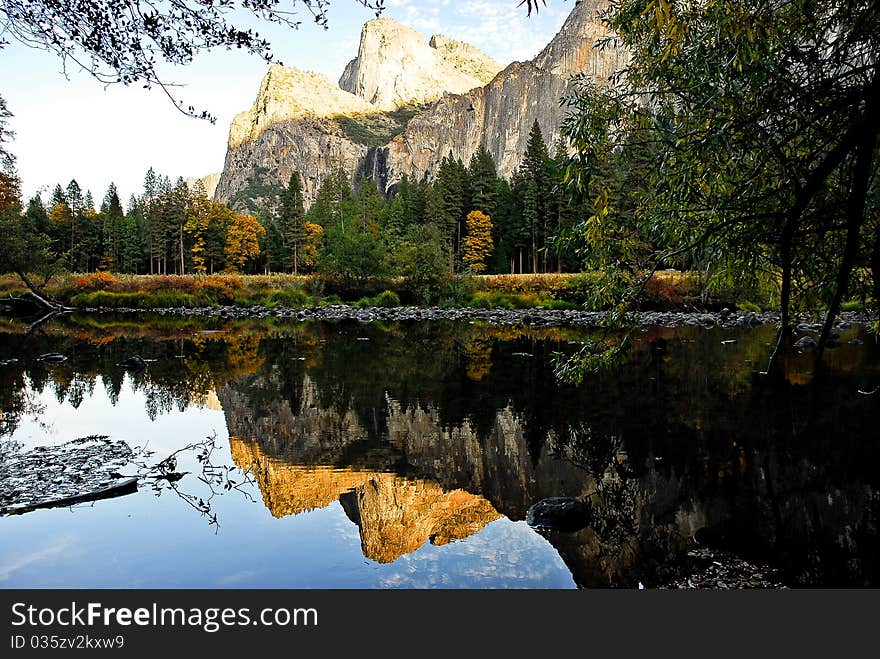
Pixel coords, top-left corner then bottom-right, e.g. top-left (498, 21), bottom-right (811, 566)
top-left (463, 209), bottom-right (493, 274)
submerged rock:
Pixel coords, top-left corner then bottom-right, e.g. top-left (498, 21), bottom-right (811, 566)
top-left (793, 336), bottom-right (818, 351)
top-left (117, 355), bottom-right (147, 371)
top-left (527, 497), bottom-right (591, 533)
top-left (36, 353), bottom-right (67, 363)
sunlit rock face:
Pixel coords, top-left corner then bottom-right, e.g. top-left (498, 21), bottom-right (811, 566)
top-left (215, 0), bottom-right (627, 209)
top-left (339, 19), bottom-right (501, 111)
top-left (185, 173), bottom-right (221, 199)
top-left (228, 65), bottom-right (376, 149)
top-left (229, 438), bottom-right (500, 564)
top-left (339, 474), bottom-right (501, 563)
top-left (215, 65), bottom-right (374, 207)
top-left (385, 0), bottom-right (628, 183)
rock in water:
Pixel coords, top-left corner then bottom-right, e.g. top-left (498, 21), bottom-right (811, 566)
top-left (793, 336), bottom-right (818, 351)
top-left (527, 497), bottom-right (590, 533)
top-left (36, 353), bottom-right (67, 363)
top-left (117, 355), bottom-right (147, 371)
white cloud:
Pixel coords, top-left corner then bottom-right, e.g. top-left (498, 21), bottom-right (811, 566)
top-left (0, 536), bottom-right (73, 582)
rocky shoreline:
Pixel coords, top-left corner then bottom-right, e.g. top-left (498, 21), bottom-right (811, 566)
top-left (658, 547), bottom-right (787, 589)
top-left (73, 304), bottom-right (874, 330)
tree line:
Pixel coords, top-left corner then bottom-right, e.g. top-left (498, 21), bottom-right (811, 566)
top-left (7, 119), bottom-right (586, 283)
top-left (20, 174), bottom-right (265, 277)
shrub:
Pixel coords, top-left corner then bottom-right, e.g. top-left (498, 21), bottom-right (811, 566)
top-left (548, 273), bottom-right (605, 305)
top-left (478, 273), bottom-right (572, 295)
top-left (643, 275), bottom-right (686, 309)
top-left (71, 271), bottom-right (119, 292)
top-left (470, 295), bottom-right (492, 309)
top-left (736, 301), bottom-right (763, 313)
top-left (841, 300), bottom-right (865, 312)
top-left (543, 299), bottom-right (579, 310)
top-left (354, 291), bottom-right (400, 307)
top-left (468, 291), bottom-right (556, 309)
top-left (266, 288), bottom-right (311, 307)
top-left (373, 290), bottom-right (401, 307)
top-left (199, 275), bottom-right (242, 303)
top-left (302, 275), bottom-right (326, 298)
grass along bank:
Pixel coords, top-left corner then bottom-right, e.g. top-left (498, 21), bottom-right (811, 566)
top-left (0, 270), bottom-right (860, 314)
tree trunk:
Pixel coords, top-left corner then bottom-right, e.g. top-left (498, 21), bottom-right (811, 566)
top-left (872, 226), bottom-right (880, 306)
top-left (815, 131), bottom-right (876, 367)
top-left (179, 224), bottom-right (185, 275)
top-left (14, 270), bottom-right (66, 311)
top-left (767, 221), bottom-right (795, 375)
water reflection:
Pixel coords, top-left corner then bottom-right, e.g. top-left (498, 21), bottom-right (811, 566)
top-left (232, 439), bottom-right (500, 563)
top-left (1, 314), bottom-right (879, 587)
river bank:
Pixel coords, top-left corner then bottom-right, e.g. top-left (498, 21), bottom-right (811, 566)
top-left (67, 304), bottom-right (874, 332)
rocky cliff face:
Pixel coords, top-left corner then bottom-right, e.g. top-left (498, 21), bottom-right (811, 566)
top-left (215, 0), bottom-right (626, 210)
top-left (385, 0), bottom-right (628, 182)
top-left (214, 65), bottom-right (376, 205)
top-left (339, 18), bottom-right (501, 111)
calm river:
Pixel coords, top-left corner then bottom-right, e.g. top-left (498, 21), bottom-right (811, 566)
top-left (1, 314), bottom-right (878, 587)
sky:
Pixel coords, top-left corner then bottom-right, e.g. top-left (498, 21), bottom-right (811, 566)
top-left (2, 0), bottom-right (571, 206)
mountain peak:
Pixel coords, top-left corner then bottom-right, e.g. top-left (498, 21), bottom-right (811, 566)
top-left (228, 64), bottom-right (373, 148)
top-left (339, 17), bottom-right (502, 110)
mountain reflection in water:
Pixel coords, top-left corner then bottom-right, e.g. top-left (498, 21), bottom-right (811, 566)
top-left (0, 314), bottom-right (878, 587)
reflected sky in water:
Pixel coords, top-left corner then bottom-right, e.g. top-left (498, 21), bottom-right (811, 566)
top-left (1, 374), bottom-right (573, 588)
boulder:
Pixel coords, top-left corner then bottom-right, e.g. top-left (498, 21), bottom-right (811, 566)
top-left (793, 336), bottom-right (817, 351)
top-left (527, 497), bottom-right (590, 533)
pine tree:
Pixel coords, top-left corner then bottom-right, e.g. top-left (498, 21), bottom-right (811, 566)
top-left (142, 168), bottom-right (159, 273)
top-left (276, 171), bottom-right (306, 274)
top-left (308, 169), bottom-right (353, 232)
top-left (436, 156), bottom-right (464, 266)
top-left (50, 184), bottom-right (66, 207)
top-left (523, 180), bottom-right (539, 274)
top-left (521, 120), bottom-right (554, 272)
top-left (65, 179), bottom-right (84, 269)
top-left (121, 196), bottom-right (145, 273)
top-left (490, 178), bottom-right (515, 274)
top-left (468, 147), bottom-right (499, 219)
top-left (354, 176), bottom-right (383, 232)
top-left (24, 196), bottom-right (51, 241)
top-left (172, 177), bottom-right (189, 274)
top-left (100, 183), bottom-right (125, 270)
top-left (66, 180), bottom-right (84, 213)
